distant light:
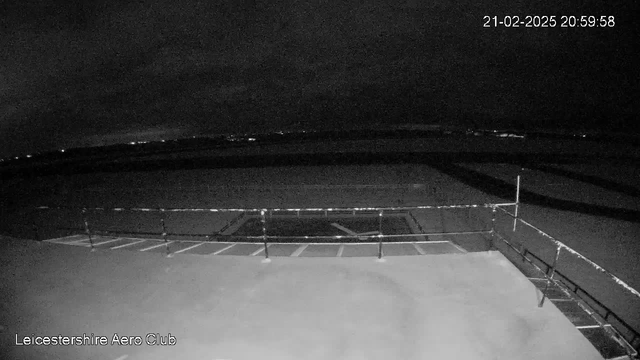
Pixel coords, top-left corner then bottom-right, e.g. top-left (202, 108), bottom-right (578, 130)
top-left (161, 140), bottom-right (165, 143)
top-left (60, 149), bottom-right (65, 153)
top-left (15, 157), bottom-right (19, 160)
top-left (26, 154), bottom-right (32, 158)
top-left (129, 142), bottom-right (136, 145)
top-left (248, 138), bottom-right (256, 141)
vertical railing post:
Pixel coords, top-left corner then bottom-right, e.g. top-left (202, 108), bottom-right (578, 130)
top-left (539, 245), bottom-right (562, 307)
top-left (513, 175), bottom-right (521, 231)
top-left (489, 205), bottom-right (497, 249)
top-left (82, 208), bottom-right (94, 252)
top-left (377, 210), bottom-right (383, 260)
top-left (261, 209), bottom-right (269, 261)
top-left (161, 210), bottom-right (171, 257)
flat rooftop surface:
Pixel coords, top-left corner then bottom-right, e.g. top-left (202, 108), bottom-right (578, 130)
top-left (0, 237), bottom-right (604, 360)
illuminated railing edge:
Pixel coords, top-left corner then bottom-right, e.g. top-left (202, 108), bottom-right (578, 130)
top-left (36, 203), bottom-right (516, 213)
top-left (493, 204), bottom-right (640, 355)
top-left (493, 204), bottom-right (640, 300)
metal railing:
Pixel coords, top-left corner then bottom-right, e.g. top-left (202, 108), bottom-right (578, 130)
top-left (492, 214), bottom-right (639, 357)
top-left (522, 245), bottom-right (638, 343)
top-left (6, 176), bottom-right (638, 356)
top-left (490, 186), bottom-right (640, 357)
top-left (32, 203), bottom-right (499, 260)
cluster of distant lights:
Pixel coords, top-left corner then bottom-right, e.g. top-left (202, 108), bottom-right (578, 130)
top-left (0, 133), bottom-right (264, 162)
top-left (0, 130), bottom-right (594, 163)
top-left (468, 129), bottom-right (590, 139)
top-left (0, 150), bottom-right (62, 162)
top-left (225, 135), bottom-right (256, 142)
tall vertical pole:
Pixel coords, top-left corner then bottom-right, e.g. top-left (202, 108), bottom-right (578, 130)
top-left (539, 245), bottom-right (562, 307)
top-left (377, 210), bottom-right (383, 260)
top-left (82, 208), bottom-right (94, 252)
top-left (261, 210), bottom-right (269, 260)
top-left (161, 210), bottom-right (170, 257)
top-left (513, 175), bottom-right (521, 231)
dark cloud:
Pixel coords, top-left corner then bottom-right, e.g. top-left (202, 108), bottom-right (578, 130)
top-left (0, 0), bottom-right (637, 156)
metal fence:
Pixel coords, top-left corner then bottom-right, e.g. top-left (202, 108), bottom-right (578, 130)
top-left (491, 204), bottom-right (640, 356)
top-left (32, 203), bottom-right (503, 258)
top-left (4, 177), bottom-right (640, 356)
top-left (486, 176), bottom-right (640, 357)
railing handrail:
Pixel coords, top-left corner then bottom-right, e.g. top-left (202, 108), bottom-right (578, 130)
top-left (36, 203), bottom-right (516, 213)
top-left (81, 184), bottom-right (431, 190)
top-left (494, 204), bottom-right (640, 300)
top-left (493, 230), bottom-right (640, 355)
top-left (49, 226), bottom-right (490, 240)
top-left (497, 231), bottom-right (638, 331)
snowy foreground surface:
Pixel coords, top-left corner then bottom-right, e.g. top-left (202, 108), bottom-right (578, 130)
top-left (0, 237), bottom-right (603, 360)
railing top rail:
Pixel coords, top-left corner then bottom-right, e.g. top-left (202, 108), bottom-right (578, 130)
top-left (84, 184), bottom-right (432, 190)
top-left (205, 231), bottom-right (490, 239)
top-left (494, 204), bottom-right (640, 300)
top-left (36, 203), bottom-right (516, 213)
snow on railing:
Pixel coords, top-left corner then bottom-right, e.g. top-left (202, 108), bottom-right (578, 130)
top-left (494, 205), bottom-right (640, 300)
top-left (35, 203), bottom-right (514, 213)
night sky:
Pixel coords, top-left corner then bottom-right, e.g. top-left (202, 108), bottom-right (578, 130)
top-left (0, 0), bottom-right (637, 157)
